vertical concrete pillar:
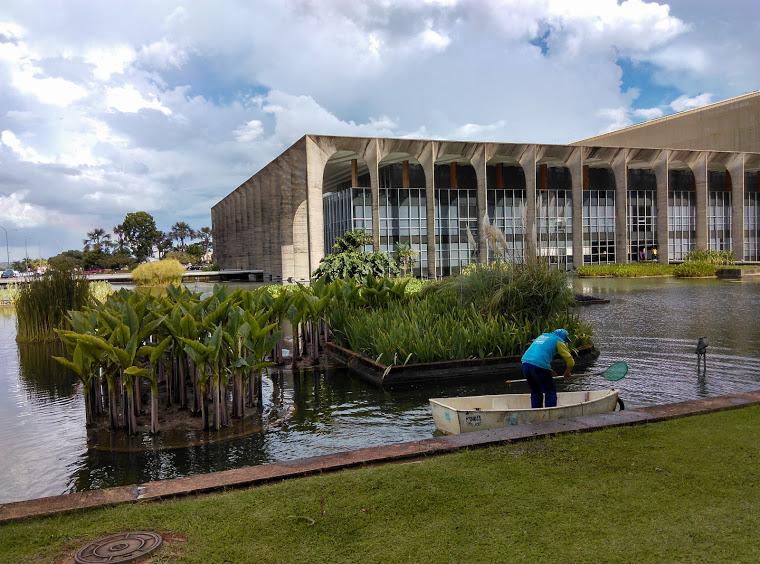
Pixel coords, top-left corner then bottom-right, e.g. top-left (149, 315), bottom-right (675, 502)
top-left (290, 146), bottom-right (311, 281)
top-left (653, 150), bottom-right (670, 263)
top-left (305, 136), bottom-right (329, 273)
top-left (402, 160), bottom-right (410, 188)
top-left (366, 142), bottom-right (381, 252)
top-left (611, 149), bottom-right (628, 263)
top-left (728, 154), bottom-right (745, 259)
top-left (351, 159), bottom-right (359, 187)
top-left (569, 148), bottom-right (584, 267)
top-left (519, 146), bottom-right (537, 260)
top-left (252, 177), bottom-right (262, 272)
top-left (420, 142), bottom-right (438, 278)
top-left (693, 152), bottom-right (709, 251)
top-left (471, 144), bottom-right (488, 264)
top-left (449, 162), bottom-right (458, 189)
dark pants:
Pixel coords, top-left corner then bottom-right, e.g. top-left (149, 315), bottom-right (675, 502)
top-left (521, 362), bottom-right (557, 408)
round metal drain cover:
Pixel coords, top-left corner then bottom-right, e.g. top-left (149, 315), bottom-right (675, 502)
top-left (75, 531), bottom-right (162, 563)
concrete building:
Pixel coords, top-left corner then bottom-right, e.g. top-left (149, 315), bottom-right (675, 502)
top-left (212, 92), bottom-right (760, 280)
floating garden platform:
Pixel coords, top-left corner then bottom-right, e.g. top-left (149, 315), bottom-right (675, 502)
top-left (325, 342), bottom-right (600, 387)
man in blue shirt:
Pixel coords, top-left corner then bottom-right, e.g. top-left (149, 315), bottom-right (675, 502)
top-left (520, 328), bottom-right (575, 408)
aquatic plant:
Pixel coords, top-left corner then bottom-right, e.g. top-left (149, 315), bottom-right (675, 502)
top-left (15, 269), bottom-right (91, 342)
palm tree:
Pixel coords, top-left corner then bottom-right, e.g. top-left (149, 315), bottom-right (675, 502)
top-left (112, 225), bottom-right (128, 254)
top-left (197, 227), bottom-right (213, 256)
top-left (170, 222), bottom-right (195, 251)
top-left (84, 228), bottom-right (110, 253)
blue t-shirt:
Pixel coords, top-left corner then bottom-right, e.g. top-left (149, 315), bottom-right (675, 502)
top-left (521, 332), bottom-right (564, 370)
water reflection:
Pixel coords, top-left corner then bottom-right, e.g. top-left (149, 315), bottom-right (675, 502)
top-left (1, 278), bottom-right (760, 503)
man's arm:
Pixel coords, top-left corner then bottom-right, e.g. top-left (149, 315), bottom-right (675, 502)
top-left (556, 341), bottom-right (575, 377)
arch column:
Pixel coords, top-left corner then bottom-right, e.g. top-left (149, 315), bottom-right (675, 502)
top-left (692, 152), bottom-right (709, 251)
top-left (366, 142), bottom-right (381, 252)
top-left (612, 149), bottom-right (628, 263)
top-left (653, 150), bottom-right (670, 263)
top-left (305, 137), bottom-right (330, 274)
top-left (419, 141), bottom-right (438, 278)
top-left (569, 148), bottom-right (584, 267)
top-left (519, 146), bottom-right (537, 260)
top-left (471, 144), bottom-right (488, 264)
top-left (728, 154), bottom-right (746, 258)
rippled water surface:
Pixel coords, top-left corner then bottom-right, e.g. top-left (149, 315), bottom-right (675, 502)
top-left (1, 277), bottom-right (759, 503)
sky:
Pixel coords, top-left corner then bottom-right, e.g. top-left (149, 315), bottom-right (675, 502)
top-left (0, 0), bottom-right (758, 260)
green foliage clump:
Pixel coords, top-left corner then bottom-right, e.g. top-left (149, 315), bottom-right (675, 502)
top-left (673, 262), bottom-right (718, 278)
top-left (313, 229), bottom-right (400, 282)
top-left (15, 269), bottom-right (91, 342)
top-left (328, 263), bottom-right (592, 364)
top-left (131, 259), bottom-right (186, 287)
top-left (576, 263), bottom-right (675, 277)
top-left (683, 249), bottom-right (735, 265)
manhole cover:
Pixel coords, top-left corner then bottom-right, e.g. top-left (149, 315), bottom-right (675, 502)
top-left (75, 531), bottom-right (163, 563)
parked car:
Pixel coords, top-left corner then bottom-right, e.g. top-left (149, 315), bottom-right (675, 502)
top-left (1, 269), bottom-right (14, 279)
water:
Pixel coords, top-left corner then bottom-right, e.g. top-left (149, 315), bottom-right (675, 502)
top-left (1, 278), bottom-right (759, 504)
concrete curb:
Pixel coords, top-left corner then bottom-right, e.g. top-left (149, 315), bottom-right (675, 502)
top-left (2, 390), bottom-right (759, 524)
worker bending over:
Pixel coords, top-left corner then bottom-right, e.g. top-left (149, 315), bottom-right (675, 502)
top-left (520, 328), bottom-right (574, 408)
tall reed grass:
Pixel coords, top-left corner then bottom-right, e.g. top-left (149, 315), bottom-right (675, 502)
top-left (15, 269), bottom-right (91, 342)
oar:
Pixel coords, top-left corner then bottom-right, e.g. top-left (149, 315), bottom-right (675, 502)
top-left (506, 361), bottom-right (629, 385)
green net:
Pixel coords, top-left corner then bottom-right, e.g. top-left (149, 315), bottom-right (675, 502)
top-left (601, 361), bottom-right (629, 381)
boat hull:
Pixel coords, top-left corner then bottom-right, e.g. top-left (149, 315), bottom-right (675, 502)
top-left (429, 390), bottom-right (620, 434)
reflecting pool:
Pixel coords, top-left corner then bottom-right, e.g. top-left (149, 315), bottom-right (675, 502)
top-left (1, 277), bottom-right (759, 503)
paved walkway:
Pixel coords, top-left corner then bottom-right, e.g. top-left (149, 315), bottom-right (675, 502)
top-left (1, 390), bottom-right (759, 524)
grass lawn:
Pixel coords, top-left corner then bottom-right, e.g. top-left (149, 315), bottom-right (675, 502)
top-left (2, 407), bottom-right (760, 562)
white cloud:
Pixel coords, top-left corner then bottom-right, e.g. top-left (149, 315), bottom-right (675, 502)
top-left (233, 119), bottom-right (264, 143)
top-left (1, 129), bottom-right (49, 163)
top-left (633, 107), bottom-right (664, 120)
top-left (0, 192), bottom-right (49, 228)
top-left (104, 84), bottom-right (172, 115)
top-left (670, 92), bottom-right (712, 112)
top-left (419, 28), bottom-right (451, 50)
top-left (139, 39), bottom-right (187, 69)
top-left (0, 1), bottom-right (754, 257)
top-left (85, 45), bottom-right (135, 80)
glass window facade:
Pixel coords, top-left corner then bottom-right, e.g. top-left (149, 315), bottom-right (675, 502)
top-left (322, 187), bottom-right (373, 254)
top-left (582, 168), bottom-right (616, 264)
top-left (668, 169), bottom-right (696, 261)
top-left (537, 167), bottom-right (572, 270)
top-left (708, 171), bottom-right (732, 252)
top-left (486, 164), bottom-right (526, 263)
top-left (487, 189), bottom-right (525, 263)
top-left (627, 169), bottom-right (657, 261)
top-left (378, 187), bottom-right (427, 276)
top-left (435, 188), bottom-right (478, 276)
top-left (745, 172), bottom-right (760, 261)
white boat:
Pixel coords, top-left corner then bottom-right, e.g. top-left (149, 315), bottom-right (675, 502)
top-left (429, 390), bottom-right (620, 435)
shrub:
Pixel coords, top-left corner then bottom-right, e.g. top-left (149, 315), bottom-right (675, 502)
top-left (312, 230), bottom-right (400, 282)
top-left (576, 263), bottom-right (675, 277)
top-left (683, 249), bottom-right (735, 265)
top-left (131, 259), bottom-right (185, 286)
top-left (673, 262), bottom-right (718, 278)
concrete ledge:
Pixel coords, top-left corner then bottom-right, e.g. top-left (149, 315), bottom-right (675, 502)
top-left (1, 390), bottom-right (759, 524)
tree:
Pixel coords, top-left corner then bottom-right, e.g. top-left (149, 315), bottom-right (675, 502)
top-left (394, 242), bottom-right (416, 276)
top-left (170, 221), bottom-right (195, 251)
top-left (155, 232), bottom-right (174, 259)
top-left (117, 212), bottom-right (160, 262)
top-left (83, 228), bottom-right (111, 253)
top-left (197, 226), bottom-right (213, 256)
top-left (312, 229), bottom-right (400, 282)
top-left (49, 250), bottom-right (83, 272)
top-left (112, 225), bottom-right (128, 254)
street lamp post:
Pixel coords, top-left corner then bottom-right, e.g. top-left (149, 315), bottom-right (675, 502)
top-left (0, 224), bottom-right (9, 269)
